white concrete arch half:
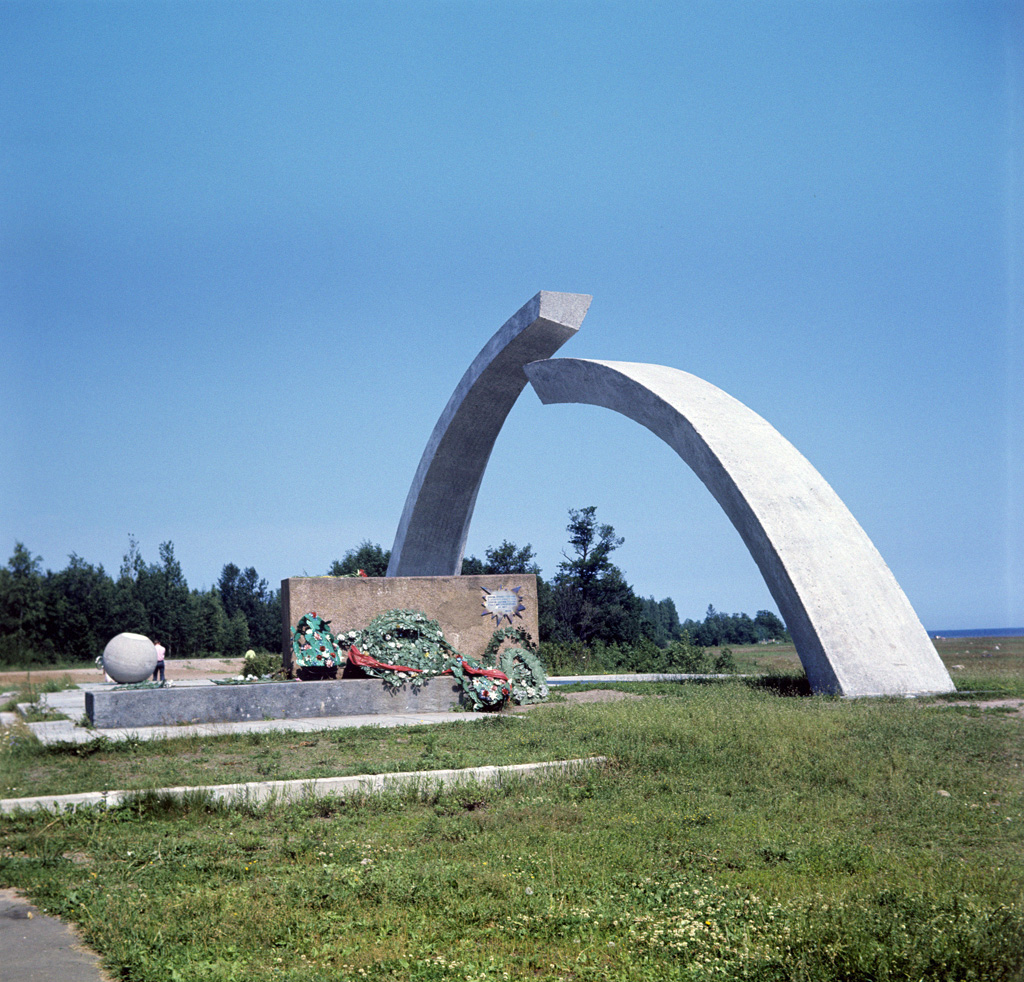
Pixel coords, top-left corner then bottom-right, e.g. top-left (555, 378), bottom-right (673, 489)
top-left (387, 292), bottom-right (592, 577)
top-left (523, 358), bottom-right (954, 698)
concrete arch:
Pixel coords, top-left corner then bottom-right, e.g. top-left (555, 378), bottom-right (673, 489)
top-left (387, 292), bottom-right (592, 577)
top-left (523, 358), bottom-right (954, 697)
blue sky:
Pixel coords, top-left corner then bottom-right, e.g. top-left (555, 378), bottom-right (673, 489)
top-left (3, 1), bottom-right (1021, 631)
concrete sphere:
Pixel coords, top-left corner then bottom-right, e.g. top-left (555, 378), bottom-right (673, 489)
top-left (102, 632), bottom-right (158, 684)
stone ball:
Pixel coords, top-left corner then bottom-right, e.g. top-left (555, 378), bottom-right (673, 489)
top-left (102, 632), bottom-right (158, 684)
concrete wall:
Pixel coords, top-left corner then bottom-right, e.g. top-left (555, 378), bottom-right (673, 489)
top-left (282, 574), bottom-right (539, 671)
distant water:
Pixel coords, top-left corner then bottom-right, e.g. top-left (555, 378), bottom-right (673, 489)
top-left (929, 628), bottom-right (1024, 638)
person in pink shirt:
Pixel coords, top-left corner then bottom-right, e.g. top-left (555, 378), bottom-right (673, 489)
top-left (152, 639), bottom-right (166, 682)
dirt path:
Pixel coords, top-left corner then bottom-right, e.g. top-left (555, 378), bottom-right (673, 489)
top-left (941, 697), bottom-right (1024, 718)
top-left (0, 657), bottom-right (245, 688)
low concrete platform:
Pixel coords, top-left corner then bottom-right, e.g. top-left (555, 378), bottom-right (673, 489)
top-left (10, 673), bottom-right (740, 746)
top-left (85, 676), bottom-right (463, 728)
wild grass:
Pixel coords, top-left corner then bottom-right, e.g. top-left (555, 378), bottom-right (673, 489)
top-left (0, 673), bottom-right (78, 712)
top-left (1, 676), bottom-right (1022, 981)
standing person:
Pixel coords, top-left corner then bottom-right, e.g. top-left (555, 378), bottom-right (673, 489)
top-left (152, 639), bottom-right (166, 682)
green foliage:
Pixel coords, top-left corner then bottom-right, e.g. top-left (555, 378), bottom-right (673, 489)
top-left (328, 541), bottom-right (391, 578)
top-left (221, 609), bottom-right (251, 657)
top-left (684, 605), bottom-right (790, 647)
top-left (240, 649), bottom-right (284, 680)
top-left (638, 595), bottom-right (682, 646)
top-left (538, 640), bottom-right (600, 675)
top-left (550, 506), bottom-right (644, 646)
top-left (667, 631), bottom-right (712, 672)
top-left (0, 542), bottom-right (51, 665)
top-left (217, 563), bottom-right (281, 650)
top-left (539, 631), bottom-right (735, 676)
top-left (462, 540), bottom-right (539, 576)
top-left (714, 645), bottom-right (737, 672)
top-left (0, 539), bottom-right (281, 667)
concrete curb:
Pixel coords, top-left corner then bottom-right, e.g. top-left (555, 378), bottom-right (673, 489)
top-left (1, 756), bottom-right (605, 815)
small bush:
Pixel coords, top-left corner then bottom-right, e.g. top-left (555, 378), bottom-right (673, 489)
top-left (241, 649), bottom-right (284, 679)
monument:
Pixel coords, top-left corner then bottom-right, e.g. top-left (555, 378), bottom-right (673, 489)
top-left (280, 573), bottom-right (538, 674)
top-left (387, 291), bottom-right (955, 699)
top-left (101, 632), bottom-right (157, 684)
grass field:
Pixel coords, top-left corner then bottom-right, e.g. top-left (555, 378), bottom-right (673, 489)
top-left (1, 641), bottom-right (1022, 981)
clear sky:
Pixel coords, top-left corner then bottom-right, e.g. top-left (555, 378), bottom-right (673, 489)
top-left (3, 1), bottom-right (1022, 631)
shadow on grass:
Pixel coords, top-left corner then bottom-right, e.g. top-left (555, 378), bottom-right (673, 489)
top-left (744, 673), bottom-right (813, 697)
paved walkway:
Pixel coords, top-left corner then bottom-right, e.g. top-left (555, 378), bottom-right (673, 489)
top-left (0, 888), bottom-right (113, 982)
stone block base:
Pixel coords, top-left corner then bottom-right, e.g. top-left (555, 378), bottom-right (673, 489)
top-left (85, 678), bottom-right (463, 728)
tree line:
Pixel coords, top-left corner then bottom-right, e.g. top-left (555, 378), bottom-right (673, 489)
top-left (0, 507), bottom-right (788, 668)
top-left (0, 538), bottom-right (280, 667)
top-left (333, 506), bottom-right (790, 652)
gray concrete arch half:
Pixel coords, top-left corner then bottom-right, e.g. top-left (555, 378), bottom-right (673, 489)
top-left (387, 292), bottom-right (592, 577)
top-left (523, 358), bottom-right (954, 698)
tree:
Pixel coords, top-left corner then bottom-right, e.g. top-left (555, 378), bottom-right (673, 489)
top-left (218, 563), bottom-right (280, 650)
top-left (689, 604), bottom-right (788, 646)
top-left (328, 541), bottom-right (390, 578)
top-left (483, 540), bottom-right (539, 575)
top-left (460, 555), bottom-right (486, 575)
top-left (755, 609), bottom-right (789, 641)
top-left (110, 535), bottom-right (150, 638)
top-left (550, 507), bottom-right (642, 645)
top-left (0, 542), bottom-right (49, 664)
top-left (190, 588), bottom-right (228, 656)
top-left (694, 604), bottom-right (723, 646)
top-left (222, 609), bottom-right (251, 656)
top-left (559, 507), bottom-right (623, 588)
top-left (134, 542), bottom-right (193, 657)
top-left (44, 554), bottom-right (116, 662)
top-left (461, 540), bottom-right (539, 576)
top-left (639, 596), bottom-right (682, 647)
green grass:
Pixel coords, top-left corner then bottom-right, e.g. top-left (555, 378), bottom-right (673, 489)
top-left (2, 673), bottom-right (1022, 982)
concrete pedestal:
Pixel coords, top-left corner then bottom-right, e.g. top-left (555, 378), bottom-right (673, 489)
top-left (85, 678), bottom-right (463, 729)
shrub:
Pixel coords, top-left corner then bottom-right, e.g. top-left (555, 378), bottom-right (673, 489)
top-left (241, 649), bottom-right (284, 679)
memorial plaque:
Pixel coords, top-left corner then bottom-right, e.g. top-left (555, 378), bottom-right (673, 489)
top-left (481, 585), bottom-right (526, 626)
